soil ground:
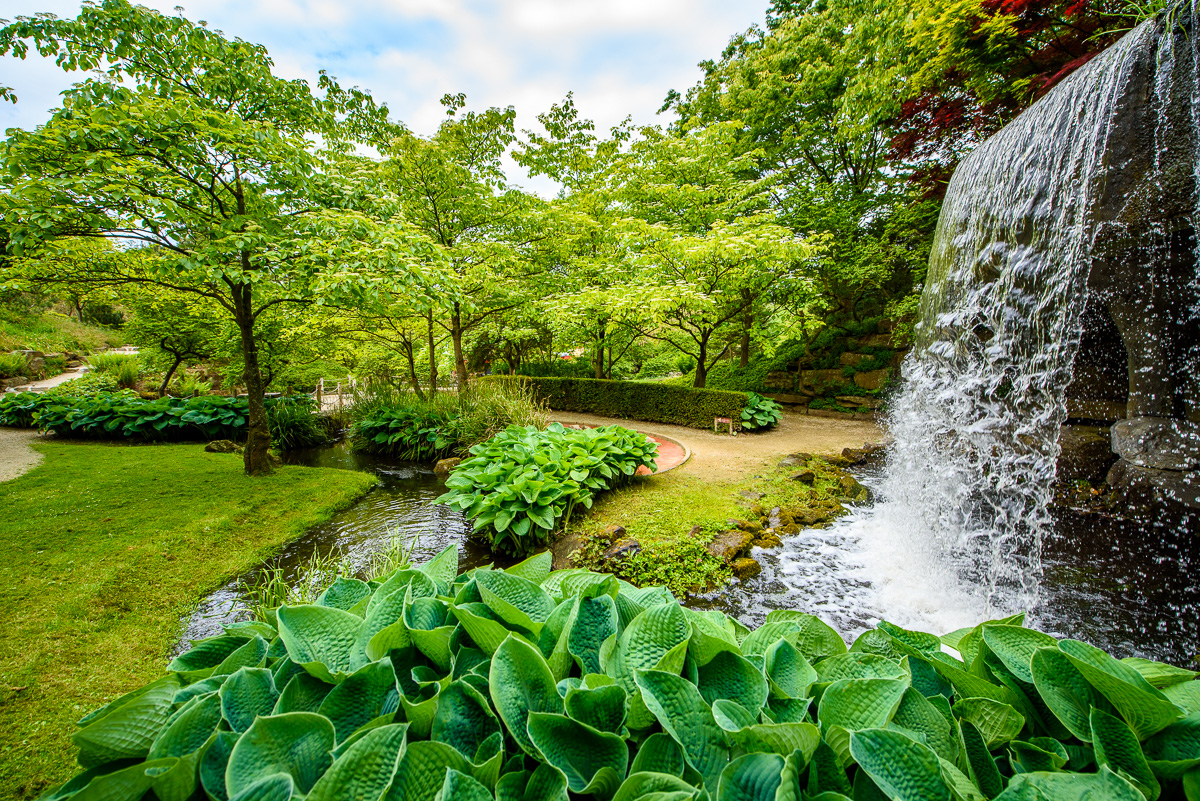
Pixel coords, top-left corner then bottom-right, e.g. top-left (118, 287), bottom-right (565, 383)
top-left (0, 429), bottom-right (43, 482)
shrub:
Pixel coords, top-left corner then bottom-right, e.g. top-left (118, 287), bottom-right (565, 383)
top-left (0, 352), bottom-right (26, 378)
top-left (46, 371), bottom-right (122, 398)
top-left (488, 376), bottom-right (747, 430)
top-left (87, 351), bottom-right (140, 374)
top-left (514, 358), bottom-right (593, 378)
top-left (437, 423), bottom-right (657, 555)
top-left (0, 392), bottom-right (317, 443)
top-left (740, 392), bottom-right (782, 431)
top-left (352, 406), bottom-right (458, 460)
top-left (115, 358), bottom-right (140, 389)
top-left (39, 547), bottom-right (1200, 801)
top-left (350, 380), bottom-right (547, 460)
top-left (173, 372), bottom-right (212, 396)
top-left (267, 396), bottom-right (328, 450)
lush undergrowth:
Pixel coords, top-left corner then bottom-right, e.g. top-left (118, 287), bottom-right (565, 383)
top-left (35, 546), bottom-right (1200, 801)
top-left (570, 459), bottom-right (851, 595)
top-left (350, 381), bottom-right (548, 460)
top-left (0, 441), bottom-right (377, 799)
top-left (0, 308), bottom-right (124, 354)
top-left (0, 392), bottom-right (326, 449)
top-left (438, 423), bottom-right (657, 555)
top-left (740, 393), bottom-right (782, 431)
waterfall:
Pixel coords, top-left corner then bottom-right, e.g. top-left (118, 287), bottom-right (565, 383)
top-left (883, 2), bottom-right (1199, 616)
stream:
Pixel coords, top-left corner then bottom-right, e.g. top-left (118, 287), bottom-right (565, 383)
top-left (179, 444), bottom-right (1198, 666)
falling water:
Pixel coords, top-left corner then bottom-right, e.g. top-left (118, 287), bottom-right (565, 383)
top-left (703, 5), bottom-right (1200, 658)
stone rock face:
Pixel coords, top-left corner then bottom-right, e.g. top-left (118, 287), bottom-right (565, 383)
top-left (205, 440), bottom-right (243, 454)
top-left (730, 557), bottom-right (762, 580)
top-left (751, 532), bottom-right (783, 549)
top-left (1057, 424), bottom-right (1118, 483)
top-left (1107, 459), bottom-right (1200, 514)
top-left (791, 470), bottom-right (816, 485)
top-left (1111, 417), bottom-right (1200, 471)
top-left (839, 352), bottom-right (869, 367)
top-left (799, 369), bottom-right (845, 393)
top-left (837, 395), bottom-right (881, 409)
top-left (779, 453), bottom-right (812, 467)
top-left (601, 539), bottom-right (642, 562)
top-left (853, 369), bottom-right (892, 391)
top-left (706, 529), bottom-right (755, 563)
top-left (434, 457), bottom-right (462, 476)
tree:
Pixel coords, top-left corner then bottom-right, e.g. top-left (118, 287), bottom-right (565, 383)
top-left (123, 289), bottom-right (224, 396)
top-left (614, 125), bottom-right (818, 388)
top-left (0, 1), bottom-right (437, 474)
top-left (379, 94), bottom-right (555, 392)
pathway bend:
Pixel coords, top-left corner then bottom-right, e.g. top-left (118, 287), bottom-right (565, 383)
top-left (0, 428), bottom-right (43, 482)
top-left (550, 410), bottom-right (883, 482)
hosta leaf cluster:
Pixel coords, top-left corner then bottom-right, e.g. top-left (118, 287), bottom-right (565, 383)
top-left (436, 423), bottom-right (657, 555)
top-left (45, 550), bottom-right (1200, 801)
top-left (352, 407), bottom-right (459, 461)
top-left (741, 393), bottom-right (782, 432)
top-left (0, 392), bottom-right (317, 444)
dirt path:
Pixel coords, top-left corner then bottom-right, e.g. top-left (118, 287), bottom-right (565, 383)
top-left (0, 428), bottom-right (43, 482)
top-left (551, 410), bottom-right (883, 482)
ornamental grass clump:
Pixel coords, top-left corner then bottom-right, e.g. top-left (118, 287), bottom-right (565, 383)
top-left (42, 548), bottom-right (1200, 801)
top-left (437, 423), bottom-right (657, 555)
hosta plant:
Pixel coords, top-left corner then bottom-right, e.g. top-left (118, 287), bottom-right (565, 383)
top-left (741, 393), bottom-right (782, 432)
top-left (43, 548), bottom-right (1200, 801)
top-left (437, 423), bottom-right (657, 555)
top-left (352, 407), bottom-right (459, 461)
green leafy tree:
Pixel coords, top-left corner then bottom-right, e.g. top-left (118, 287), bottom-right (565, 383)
top-left (0, 0), bottom-right (437, 474)
top-left (123, 288), bottom-right (225, 396)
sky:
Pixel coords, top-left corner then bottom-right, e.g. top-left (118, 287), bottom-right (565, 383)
top-left (0, 0), bottom-right (769, 193)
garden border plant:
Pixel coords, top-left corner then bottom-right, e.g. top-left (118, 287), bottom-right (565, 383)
top-left (36, 545), bottom-right (1200, 801)
top-left (486, 376), bottom-right (748, 430)
top-left (437, 422), bottom-right (658, 555)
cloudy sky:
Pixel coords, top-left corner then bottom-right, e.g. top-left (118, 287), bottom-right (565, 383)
top-left (1, 0), bottom-right (768, 192)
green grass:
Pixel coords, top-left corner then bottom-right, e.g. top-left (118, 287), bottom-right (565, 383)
top-left (0, 441), bottom-right (377, 799)
top-left (0, 310), bottom-right (124, 354)
top-left (568, 458), bottom-right (850, 594)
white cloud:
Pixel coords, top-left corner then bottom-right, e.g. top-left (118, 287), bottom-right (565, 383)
top-left (1, 0), bottom-right (767, 188)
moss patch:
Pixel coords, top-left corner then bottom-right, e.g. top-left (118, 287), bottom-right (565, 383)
top-left (0, 441), bottom-right (376, 799)
top-left (567, 456), bottom-right (859, 596)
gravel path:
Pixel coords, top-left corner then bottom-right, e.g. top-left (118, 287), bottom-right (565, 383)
top-left (551, 410), bottom-right (882, 482)
top-left (0, 428), bottom-right (43, 482)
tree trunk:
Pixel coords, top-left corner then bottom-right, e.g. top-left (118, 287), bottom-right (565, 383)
top-left (694, 335), bottom-right (708, 389)
top-left (233, 283), bottom-right (273, 476)
top-left (403, 339), bottom-right (425, 401)
top-left (426, 311), bottom-right (438, 399)
top-left (594, 339), bottom-right (605, 380)
top-left (605, 346), bottom-right (613, 379)
top-left (451, 303), bottom-right (468, 393)
top-left (158, 353), bottom-right (185, 397)
top-left (740, 289), bottom-right (753, 368)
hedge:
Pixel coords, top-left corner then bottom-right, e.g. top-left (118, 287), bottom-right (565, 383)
top-left (485, 376), bottom-right (748, 429)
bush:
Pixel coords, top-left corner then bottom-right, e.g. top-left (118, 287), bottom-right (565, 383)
top-left (267, 396), bottom-right (328, 450)
top-left (39, 547), bottom-right (1200, 801)
top-left (0, 352), bottom-right (26, 378)
top-left (87, 352), bottom-right (140, 374)
top-left (46, 371), bottom-right (123, 398)
top-left (437, 423), bottom-right (656, 555)
top-left (350, 380), bottom-right (547, 460)
top-left (740, 392), bottom-right (782, 431)
top-left (0, 392), bottom-right (318, 444)
top-left (514, 358), bottom-right (594, 378)
top-left (489, 376), bottom-right (747, 429)
top-left (352, 406), bottom-right (458, 460)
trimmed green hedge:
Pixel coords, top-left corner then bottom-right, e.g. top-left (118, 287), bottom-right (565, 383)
top-left (485, 376), bottom-right (748, 429)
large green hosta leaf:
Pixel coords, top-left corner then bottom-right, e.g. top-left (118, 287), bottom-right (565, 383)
top-left (817, 677), bottom-right (907, 765)
top-left (495, 763), bottom-right (569, 801)
top-left (952, 697), bottom-right (1025, 748)
top-left (489, 635), bottom-right (564, 757)
top-left (716, 753), bottom-right (784, 801)
top-left (849, 728), bottom-right (950, 801)
top-left (384, 740), bottom-right (473, 801)
top-left (564, 679), bottom-right (628, 734)
top-left (318, 658), bottom-right (399, 743)
top-left (1030, 647), bottom-right (1106, 742)
top-left (225, 712), bottom-right (335, 798)
top-left (432, 680), bottom-right (503, 760)
top-left (980, 627), bottom-right (1059, 685)
top-left (612, 772), bottom-right (701, 801)
top-left (73, 675), bottom-right (180, 768)
top-left (1143, 712), bottom-right (1200, 781)
top-left (221, 668), bottom-right (279, 733)
top-left (1090, 707), bottom-right (1159, 800)
top-left (307, 722), bottom-right (408, 801)
top-left (1058, 640), bottom-right (1182, 740)
top-left (277, 605), bottom-right (368, 683)
top-left (635, 669), bottom-right (730, 792)
top-left (527, 711), bottom-right (629, 797)
top-left (994, 766), bottom-right (1146, 800)
top-left (697, 650), bottom-right (769, 718)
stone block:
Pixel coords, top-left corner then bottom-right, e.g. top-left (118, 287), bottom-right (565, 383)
top-left (434, 457), bottom-right (462, 475)
top-left (839, 352), bottom-right (869, 367)
top-left (853, 369), bottom-right (892, 391)
top-left (1057, 424), bottom-right (1117, 483)
top-left (1111, 417), bottom-right (1200, 470)
top-left (1107, 459), bottom-right (1200, 514)
top-left (837, 395), bottom-right (880, 409)
top-left (706, 529), bottom-right (756, 563)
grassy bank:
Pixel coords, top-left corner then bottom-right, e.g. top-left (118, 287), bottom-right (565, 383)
top-left (567, 456), bottom-right (858, 594)
top-left (0, 441), bottom-right (376, 799)
top-left (0, 309), bottom-right (124, 354)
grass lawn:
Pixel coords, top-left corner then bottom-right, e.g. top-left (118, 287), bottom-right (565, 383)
top-left (568, 457), bottom-right (853, 594)
top-left (0, 440), bottom-right (377, 800)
